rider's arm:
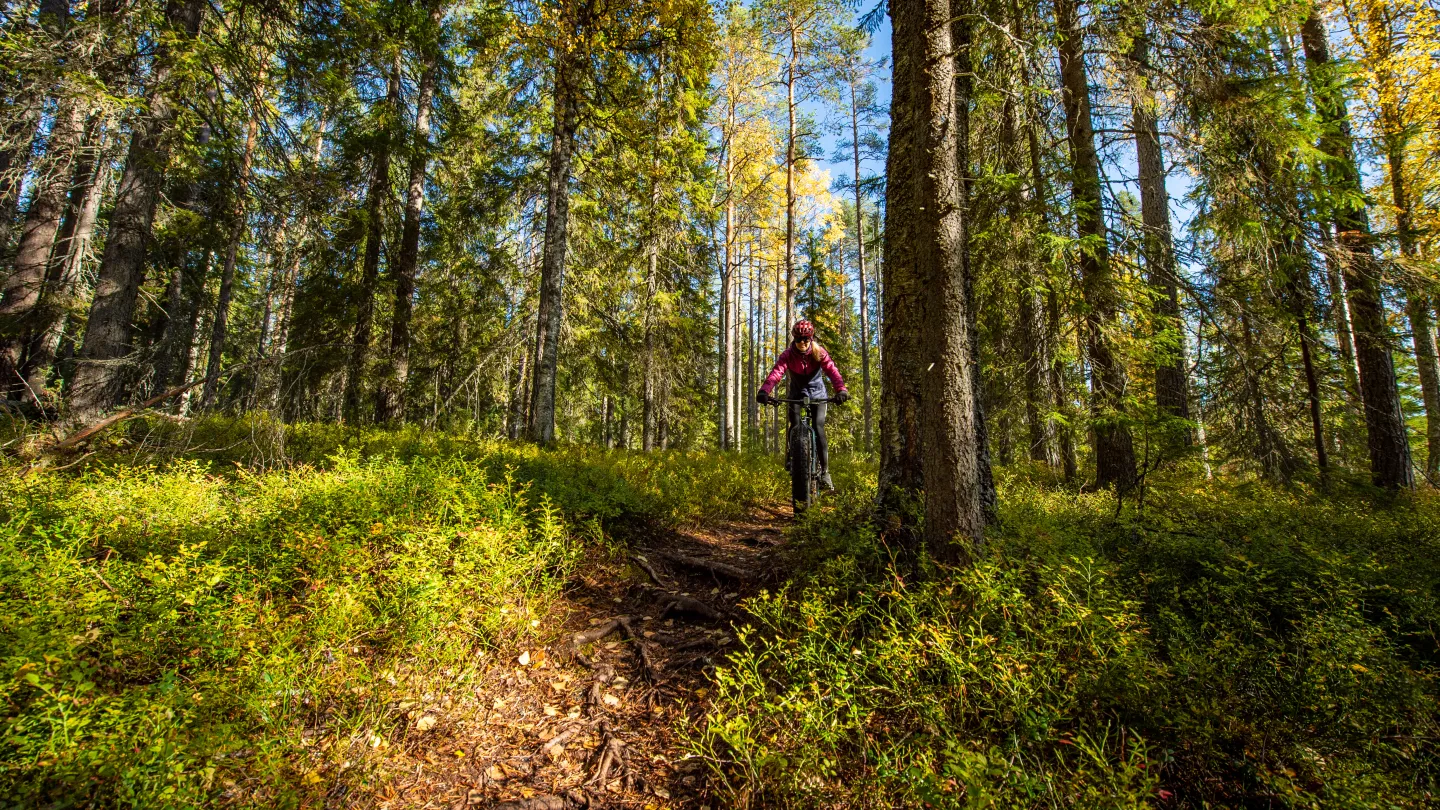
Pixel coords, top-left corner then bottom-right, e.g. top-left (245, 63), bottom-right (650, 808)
top-left (758, 348), bottom-right (792, 396)
top-left (818, 349), bottom-right (847, 393)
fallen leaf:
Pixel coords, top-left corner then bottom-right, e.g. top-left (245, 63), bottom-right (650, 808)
top-left (517, 651), bottom-right (531, 666)
top-left (415, 714), bottom-right (438, 732)
top-left (544, 705), bottom-right (559, 716)
top-left (602, 693), bottom-right (621, 707)
top-left (486, 764), bottom-right (506, 781)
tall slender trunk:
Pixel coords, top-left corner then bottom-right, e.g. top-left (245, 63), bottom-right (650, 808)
top-left (784, 25), bottom-right (798, 326)
top-left (25, 115), bottom-right (108, 398)
top-left (1014, 14), bottom-right (1075, 478)
top-left (1372, 35), bottom-right (1437, 481)
top-left (1002, 12), bottom-right (1059, 468)
top-left (379, 4), bottom-right (443, 423)
top-left (0, 96), bottom-right (43, 255)
top-left (719, 105), bottom-right (734, 451)
top-left (1056, 0), bottom-right (1137, 489)
top-left (878, 0), bottom-right (926, 514)
top-left (909, 0), bottom-right (984, 558)
top-left (850, 83), bottom-right (874, 453)
top-left (1129, 31), bottom-right (1190, 439)
top-left (952, 0), bottom-right (996, 522)
top-left (528, 45), bottom-right (582, 444)
top-left (257, 120), bottom-right (324, 412)
top-left (642, 183), bottom-right (662, 450)
top-left (1284, 238), bottom-right (1330, 474)
top-left (345, 64), bottom-right (401, 422)
top-left (200, 110), bottom-right (258, 410)
top-left (0, 0), bottom-right (64, 256)
top-left (1319, 227), bottom-right (1363, 405)
top-left (2, 96), bottom-right (86, 397)
top-left (69, 0), bottom-right (205, 422)
top-left (1302, 9), bottom-right (1412, 489)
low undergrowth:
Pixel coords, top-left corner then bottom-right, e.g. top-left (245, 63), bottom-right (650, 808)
top-left (695, 469), bottom-right (1440, 808)
top-left (0, 415), bottom-right (786, 808)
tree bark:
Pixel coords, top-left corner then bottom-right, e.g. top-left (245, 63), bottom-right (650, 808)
top-left (4, 0), bottom-right (86, 391)
top-left (0, 96), bottom-right (43, 256)
top-left (877, 0), bottom-right (925, 512)
top-left (1002, 6), bottom-right (1059, 469)
top-left (1129, 31), bottom-right (1190, 441)
top-left (379, 3), bottom-right (442, 423)
top-left (782, 21), bottom-right (801, 327)
top-left (1, 97), bottom-right (86, 398)
top-left (1301, 8), bottom-right (1412, 489)
top-left (850, 78), bottom-right (874, 453)
top-left (25, 115), bottom-right (109, 398)
top-left (528, 47), bottom-right (581, 444)
top-left (344, 64), bottom-right (401, 422)
top-left (200, 110), bottom-right (258, 410)
top-left (912, 0), bottom-right (984, 559)
top-left (69, 0), bottom-right (205, 423)
top-left (1056, 0), bottom-right (1137, 489)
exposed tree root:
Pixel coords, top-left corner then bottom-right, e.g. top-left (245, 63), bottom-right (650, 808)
top-left (628, 553), bottom-right (669, 587)
top-left (654, 590), bottom-right (726, 621)
top-left (616, 616), bottom-right (658, 683)
top-left (586, 721), bottom-right (631, 791)
top-left (489, 791), bottom-right (588, 809)
top-left (648, 548), bottom-right (751, 580)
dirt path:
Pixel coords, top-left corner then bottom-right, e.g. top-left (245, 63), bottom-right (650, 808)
top-left (367, 506), bottom-right (794, 810)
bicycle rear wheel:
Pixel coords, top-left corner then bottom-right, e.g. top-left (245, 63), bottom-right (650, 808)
top-left (790, 424), bottom-right (812, 510)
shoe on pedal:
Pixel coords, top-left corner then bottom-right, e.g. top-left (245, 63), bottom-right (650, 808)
top-left (819, 470), bottom-right (834, 491)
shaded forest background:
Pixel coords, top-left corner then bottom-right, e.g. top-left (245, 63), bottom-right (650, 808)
top-left (2, 0), bottom-right (1439, 480)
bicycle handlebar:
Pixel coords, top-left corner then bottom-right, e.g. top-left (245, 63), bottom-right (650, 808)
top-left (763, 396), bottom-right (836, 405)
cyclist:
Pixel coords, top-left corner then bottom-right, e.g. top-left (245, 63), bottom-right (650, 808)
top-left (756, 319), bottom-right (850, 491)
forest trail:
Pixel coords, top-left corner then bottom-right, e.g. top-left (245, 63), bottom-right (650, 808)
top-left (372, 505), bottom-right (796, 810)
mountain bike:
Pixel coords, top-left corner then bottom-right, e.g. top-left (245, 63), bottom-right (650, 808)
top-left (763, 395), bottom-right (835, 512)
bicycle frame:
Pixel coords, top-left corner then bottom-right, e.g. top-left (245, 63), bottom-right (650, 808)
top-left (765, 395), bottom-right (833, 510)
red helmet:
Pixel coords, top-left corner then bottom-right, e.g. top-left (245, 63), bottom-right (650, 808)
top-left (792, 320), bottom-right (815, 339)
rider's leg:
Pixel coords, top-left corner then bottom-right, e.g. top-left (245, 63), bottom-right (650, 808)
top-left (786, 402), bottom-right (802, 470)
top-left (812, 403), bottom-right (833, 489)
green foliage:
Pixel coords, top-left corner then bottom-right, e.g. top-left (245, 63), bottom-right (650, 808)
top-left (693, 470), bottom-right (1440, 808)
top-left (0, 416), bottom-right (784, 807)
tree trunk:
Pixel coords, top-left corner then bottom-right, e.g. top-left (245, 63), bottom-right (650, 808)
top-left (0, 0), bottom-right (65, 256)
top-left (1001, 13), bottom-right (1059, 468)
top-left (0, 96), bottom-right (43, 256)
top-left (1056, 0), bottom-right (1137, 489)
top-left (69, 0), bottom-right (205, 423)
top-left (642, 204), bottom-right (661, 451)
top-left (784, 26), bottom-right (798, 327)
top-left (528, 48), bottom-right (581, 444)
top-left (719, 112), bottom-right (734, 451)
top-left (2, 97), bottom-right (86, 397)
top-left (878, 0), bottom-right (925, 511)
top-left (379, 4), bottom-right (442, 423)
top-left (1129, 31), bottom-right (1190, 441)
top-left (1014, 0), bottom-right (1073, 477)
top-left (911, 0), bottom-right (985, 559)
top-left (26, 119), bottom-right (109, 398)
top-left (200, 110), bottom-right (258, 410)
top-left (1301, 9), bottom-right (1412, 489)
top-left (953, 0), bottom-right (997, 522)
top-left (344, 65), bottom-right (400, 422)
top-left (851, 86), bottom-right (874, 453)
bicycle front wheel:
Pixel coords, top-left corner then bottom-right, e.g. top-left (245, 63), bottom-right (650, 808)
top-left (790, 425), bottom-right (812, 510)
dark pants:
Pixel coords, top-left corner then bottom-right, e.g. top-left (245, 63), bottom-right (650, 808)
top-left (788, 402), bottom-right (829, 472)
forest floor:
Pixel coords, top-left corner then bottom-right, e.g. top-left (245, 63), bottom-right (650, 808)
top-left (365, 505), bottom-right (795, 810)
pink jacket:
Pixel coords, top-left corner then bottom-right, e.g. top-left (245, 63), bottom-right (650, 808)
top-left (759, 342), bottom-right (847, 397)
